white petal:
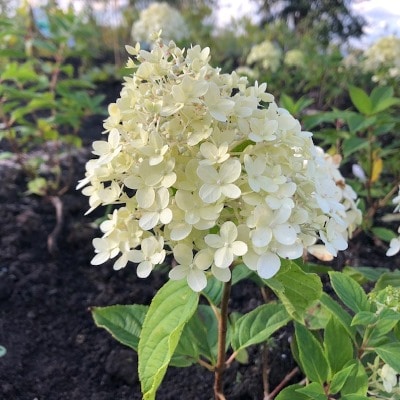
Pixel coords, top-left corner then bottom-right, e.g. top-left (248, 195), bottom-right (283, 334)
top-left (220, 159), bottom-right (241, 183)
top-left (139, 212), bottom-right (159, 230)
top-left (136, 187), bottom-right (155, 209)
top-left (220, 221), bottom-right (237, 243)
top-left (221, 184), bottom-right (241, 199)
top-left (251, 228), bottom-right (272, 247)
top-left (273, 224), bottom-right (297, 245)
top-left (277, 242), bottom-right (303, 259)
top-left (194, 250), bottom-right (214, 270)
top-left (257, 253), bottom-right (281, 279)
top-left (169, 265), bottom-right (189, 280)
top-left (170, 223), bottom-right (192, 241)
top-left (199, 184), bottom-right (221, 203)
top-left (214, 247), bottom-right (233, 269)
top-left (205, 234), bottom-right (224, 248)
top-left (211, 265), bottom-right (231, 282)
top-left (174, 244), bottom-right (194, 266)
top-left (187, 269), bottom-right (207, 292)
top-left (386, 238), bottom-right (400, 256)
top-left (197, 165), bottom-right (218, 183)
top-left (137, 261), bottom-right (152, 278)
top-left (160, 208), bottom-right (173, 224)
top-left (113, 254), bottom-right (128, 270)
top-left (232, 241), bottom-right (248, 256)
top-left (91, 252), bottom-right (110, 265)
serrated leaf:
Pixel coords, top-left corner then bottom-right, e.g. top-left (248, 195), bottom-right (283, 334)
top-left (329, 363), bottom-right (356, 394)
top-left (275, 384), bottom-right (310, 400)
top-left (296, 382), bottom-right (326, 400)
top-left (268, 261), bottom-right (322, 322)
top-left (351, 311), bottom-right (377, 326)
top-left (138, 280), bottom-right (199, 400)
top-left (295, 322), bottom-right (330, 384)
top-left (341, 359), bottom-right (368, 395)
top-left (329, 272), bottom-right (370, 314)
top-left (349, 86), bottom-right (372, 115)
top-left (375, 271), bottom-right (400, 291)
top-left (342, 137), bottom-right (369, 158)
top-left (319, 293), bottom-right (356, 342)
top-left (92, 304), bottom-right (148, 351)
top-left (324, 316), bottom-right (354, 374)
top-left (375, 343), bottom-right (400, 371)
top-left (232, 303), bottom-right (290, 352)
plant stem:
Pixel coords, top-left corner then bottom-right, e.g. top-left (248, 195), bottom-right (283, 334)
top-left (264, 367), bottom-right (300, 400)
top-left (213, 277), bottom-right (232, 400)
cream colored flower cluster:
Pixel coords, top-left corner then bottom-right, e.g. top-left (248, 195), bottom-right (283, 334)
top-left (283, 49), bottom-right (305, 69)
top-left (363, 36), bottom-right (400, 83)
top-left (386, 187), bottom-right (400, 257)
top-left (79, 35), bottom-right (359, 291)
top-left (131, 2), bottom-right (189, 43)
top-left (246, 40), bottom-right (282, 73)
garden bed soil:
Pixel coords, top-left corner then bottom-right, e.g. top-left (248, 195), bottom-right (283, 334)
top-left (1, 106), bottom-right (399, 400)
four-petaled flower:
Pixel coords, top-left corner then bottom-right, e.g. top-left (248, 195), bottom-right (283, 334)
top-left (205, 221), bottom-right (248, 269)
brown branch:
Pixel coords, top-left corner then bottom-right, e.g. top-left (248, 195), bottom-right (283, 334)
top-left (213, 278), bottom-right (232, 400)
top-left (264, 367), bottom-right (300, 400)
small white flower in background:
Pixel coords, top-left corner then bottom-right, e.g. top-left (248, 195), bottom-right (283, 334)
top-left (79, 36), bottom-right (361, 291)
top-left (131, 2), bottom-right (189, 43)
top-left (284, 49), bottom-right (305, 68)
top-left (387, 186), bottom-right (400, 257)
top-left (378, 364), bottom-right (398, 393)
top-left (363, 35), bottom-right (400, 83)
top-left (246, 40), bottom-right (282, 73)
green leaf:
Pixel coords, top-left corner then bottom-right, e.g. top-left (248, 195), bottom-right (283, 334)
top-left (329, 362), bottom-right (356, 394)
top-left (341, 395), bottom-right (370, 400)
top-left (231, 303), bottom-right (291, 352)
top-left (324, 316), bottom-right (354, 374)
top-left (231, 263), bottom-right (254, 285)
top-left (342, 137), bottom-right (369, 158)
top-left (138, 280), bottom-right (199, 400)
top-left (375, 343), bottom-right (400, 371)
top-left (346, 113), bottom-right (376, 133)
top-left (275, 384), bottom-right (309, 400)
top-left (269, 261), bottom-right (322, 322)
top-left (349, 86), bottom-right (372, 115)
top-left (91, 304), bottom-right (148, 351)
top-left (295, 322), bottom-right (330, 384)
top-left (329, 272), bottom-right (370, 314)
top-left (375, 271), bottom-right (400, 291)
top-left (201, 276), bottom-right (223, 306)
top-left (370, 86), bottom-right (393, 107)
top-left (296, 382), bottom-right (327, 400)
top-left (351, 311), bottom-right (377, 326)
top-left (341, 359), bottom-right (368, 395)
top-left (371, 227), bottom-right (397, 242)
top-left (319, 293), bottom-right (356, 342)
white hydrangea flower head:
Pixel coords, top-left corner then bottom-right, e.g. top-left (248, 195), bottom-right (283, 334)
top-left (79, 36), bottom-right (360, 291)
top-left (378, 364), bottom-right (399, 393)
top-left (387, 186), bottom-right (400, 257)
top-left (284, 49), bottom-right (305, 68)
top-left (363, 35), bottom-right (400, 83)
top-left (246, 40), bottom-right (282, 73)
top-left (132, 2), bottom-right (189, 43)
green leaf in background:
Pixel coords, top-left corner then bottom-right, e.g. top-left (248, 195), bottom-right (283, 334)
top-left (201, 275), bottom-right (223, 306)
top-left (295, 322), bottom-right (330, 385)
top-left (231, 303), bottom-right (291, 352)
top-left (329, 362), bottom-right (356, 394)
top-left (296, 382), bottom-right (327, 400)
top-left (342, 136), bottom-right (369, 158)
top-left (340, 395), bottom-right (370, 400)
top-left (324, 316), bottom-right (354, 374)
top-left (138, 280), bottom-right (199, 400)
top-left (269, 261), bottom-right (322, 322)
top-left (346, 112), bottom-right (376, 134)
top-left (375, 343), bottom-right (400, 371)
top-left (370, 85), bottom-right (400, 114)
top-left (329, 272), bottom-right (370, 314)
top-left (349, 86), bottom-right (372, 115)
top-left (173, 304), bottom-right (218, 366)
top-left (341, 360), bottom-right (368, 395)
top-left (343, 266), bottom-right (390, 284)
top-left (374, 271), bottom-right (400, 291)
top-left (371, 227), bottom-right (398, 242)
top-left (91, 304), bottom-right (148, 351)
top-left (368, 309), bottom-right (400, 343)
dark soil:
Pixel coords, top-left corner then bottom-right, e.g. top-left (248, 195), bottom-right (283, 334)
top-left (1, 101), bottom-right (399, 400)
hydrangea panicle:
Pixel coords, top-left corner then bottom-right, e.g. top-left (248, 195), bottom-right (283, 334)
top-left (79, 36), bottom-right (360, 291)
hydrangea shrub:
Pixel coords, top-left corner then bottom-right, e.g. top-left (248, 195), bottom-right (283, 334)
top-left (78, 35), bottom-right (360, 291)
top-left (131, 3), bottom-right (189, 43)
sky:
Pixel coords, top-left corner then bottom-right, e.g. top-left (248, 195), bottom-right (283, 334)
top-left (27, 0), bottom-right (400, 47)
